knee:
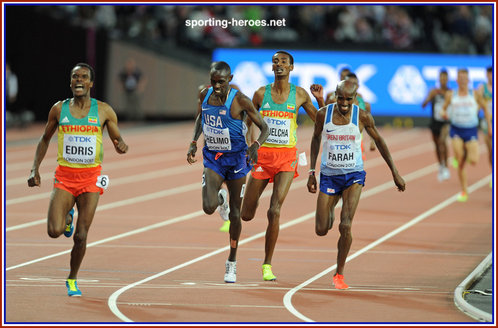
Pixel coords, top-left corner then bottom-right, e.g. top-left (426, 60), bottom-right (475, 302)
top-left (240, 206), bottom-right (254, 222)
top-left (339, 221), bottom-right (352, 235)
top-left (315, 226), bottom-right (328, 236)
top-left (73, 230), bottom-right (88, 245)
top-left (202, 202), bottom-right (217, 215)
top-left (47, 226), bottom-right (62, 238)
top-left (241, 214), bottom-right (252, 222)
top-left (203, 206), bottom-right (216, 215)
top-left (267, 206), bottom-right (281, 221)
top-left (228, 208), bottom-right (240, 222)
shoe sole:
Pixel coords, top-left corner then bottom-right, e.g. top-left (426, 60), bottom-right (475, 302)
top-left (334, 286), bottom-right (349, 290)
top-left (263, 277), bottom-right (276, 281)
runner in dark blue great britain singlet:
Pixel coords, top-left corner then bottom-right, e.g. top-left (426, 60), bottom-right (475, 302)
top-left (201, 86), bottom-right (251, 180)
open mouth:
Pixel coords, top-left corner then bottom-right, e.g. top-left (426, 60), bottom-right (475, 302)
top-left (74, 84), bottom-right (84, 91)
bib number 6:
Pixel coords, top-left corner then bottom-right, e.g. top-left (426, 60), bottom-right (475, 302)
top-left (96, 175), bottom-right (110, 190)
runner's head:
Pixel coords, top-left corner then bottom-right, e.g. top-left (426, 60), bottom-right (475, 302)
top-left (210, 61), bottom-right (233, 97)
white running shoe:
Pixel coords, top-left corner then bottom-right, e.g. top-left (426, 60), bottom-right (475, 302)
top-left (224, 260), bottom-right (236, 283)
top-left (217, 189), bottom-right (230, 221)
top-left (441, 167), bottom-right (450, 180)
top-left (437, 165), bottom-right (450, 182)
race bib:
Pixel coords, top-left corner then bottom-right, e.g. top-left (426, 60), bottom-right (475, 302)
top-left (203, 125), bottom-right (231, 151)
top-left (96, 175), bottom-right (109, 190)
top-left (434, 101), bottom-right (445, 121)
top-left (325, 141), bottom-right (356, 169)
top-left (451, 107), bottom-right (474, 126)
top-left (264, 117), bottom-right (291, 145)
top-left (63, 134), bottom-right (97, 164)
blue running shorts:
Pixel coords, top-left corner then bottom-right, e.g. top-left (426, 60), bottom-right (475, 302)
top-left (319, 170), bottom-right (366, 196)
top-left (203, 147), bottom-right (251, 180)
top-left (450, 125), bottom-right (478, 143)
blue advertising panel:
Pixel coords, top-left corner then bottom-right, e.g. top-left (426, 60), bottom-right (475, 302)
top-left (213, 48), bottom-right (491, 117)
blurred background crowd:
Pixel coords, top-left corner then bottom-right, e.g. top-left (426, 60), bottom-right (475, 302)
top-left (38, 5), bottom-right (492, 55)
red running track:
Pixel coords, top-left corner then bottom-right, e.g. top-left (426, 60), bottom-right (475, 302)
top-left (4, 122), bottom-right (494, 324)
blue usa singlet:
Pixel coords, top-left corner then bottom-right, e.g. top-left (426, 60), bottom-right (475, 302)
top-left (201, 87), bottom-right (248, 153)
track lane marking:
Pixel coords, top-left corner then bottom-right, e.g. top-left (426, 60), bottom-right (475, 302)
top-left (106, 162), bottom-right (466, 322)
top-left (282, 175), bottom-right (491, 322)
top-left (6, 141), bottom-right (437, 229)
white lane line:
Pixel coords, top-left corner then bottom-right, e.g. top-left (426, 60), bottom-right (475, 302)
top-left (5, 127), bottom-right (419, 174)
top-left (6, 182), bottom-right (200, 231)
top-left (106, 162), bottom-right (451, 322)
top-left (282, 175), bottom-right (491, 322)
top-left (2, 151), bottom-right (449, 267)
top-left (6, 164), bottom-right (198, 205)
top-left (6, 210), bottom-right (204, 271)
top-left (6, 159), bottom-right (435, 270)
top-left (6, 151), bottom-right (188, 186)
top-left (6, 140), bottom-right (436, 229)
top-left (5, 176), bottom-right (313, 268)
top-left (5, 129), bottom-right (427, 193)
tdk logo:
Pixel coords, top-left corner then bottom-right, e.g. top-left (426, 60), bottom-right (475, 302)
top-left (68, 136), bottom-right (93, 143)
top-left (333, 144), bottom-right (352, 150)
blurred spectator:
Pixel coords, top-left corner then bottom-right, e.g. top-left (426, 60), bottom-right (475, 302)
top-left (6, 62), bottom-right (18, 114)
top-left (473, 6), bottom-right (492, 54)
top-left (6, 62), bottom-right (34, 128)
top-left (382, 6), bottom-right (416, 49)
top-left (5, 62), bottom-right (18, 127)
top-left (334, 6), bottom-right (358, 42)
top-left (355, 17), bottom-right (375, 43)
top-left (34, 4), bottom-right (493, 55)
top-left (94, 5), bottom-right (117, 30)
top-left (118, 58), bottom-right (147, 121)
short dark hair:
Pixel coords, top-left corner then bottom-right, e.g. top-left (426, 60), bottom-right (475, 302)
top-left (439, 68), bottom-right (448, 75)
top-left (345, 72), bottom-right (359, 86)
top-left (72, 63), bottom-right (95, 81)
top-left (210, 61), bottom-right (231, 75)
top-left (340, 67), bottom-right (351, 74)
top-left (274, 50), bottom-right (294, 65)
top-left (345, 72), bottom-right (358, 80)
top-left (487, 66), bottom-right (492, 73)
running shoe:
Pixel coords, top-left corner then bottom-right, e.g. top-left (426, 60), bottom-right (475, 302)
top-left (64, 208), bottom-right (75, 238)
top-left (441, 167), bottom-right (450, 181)
top-left (219, 220), bottom-right (230, 232)
top-left (452, 158), bottom-right (459, 168)
top-left (438, 166), bottom-right (450, 181)
top-left (66, 279), bottom-right (82, 297)
top-left (262, 264), bottom-right (276, 281)
top-left (217, 189), bottom-right (230, 221)
top-left (224, 260), bottom-right (237, 283)
top-left (457, 192), bottom-right (468, 202)
top-left (333, 273), bottom-right (349, 290)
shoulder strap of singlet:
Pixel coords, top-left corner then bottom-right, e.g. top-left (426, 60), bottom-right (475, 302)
top-left (225, 88), bottom-right (238, 108)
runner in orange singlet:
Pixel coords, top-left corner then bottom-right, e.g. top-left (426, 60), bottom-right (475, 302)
top-left (240, 51), bottom-right (317, 281)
